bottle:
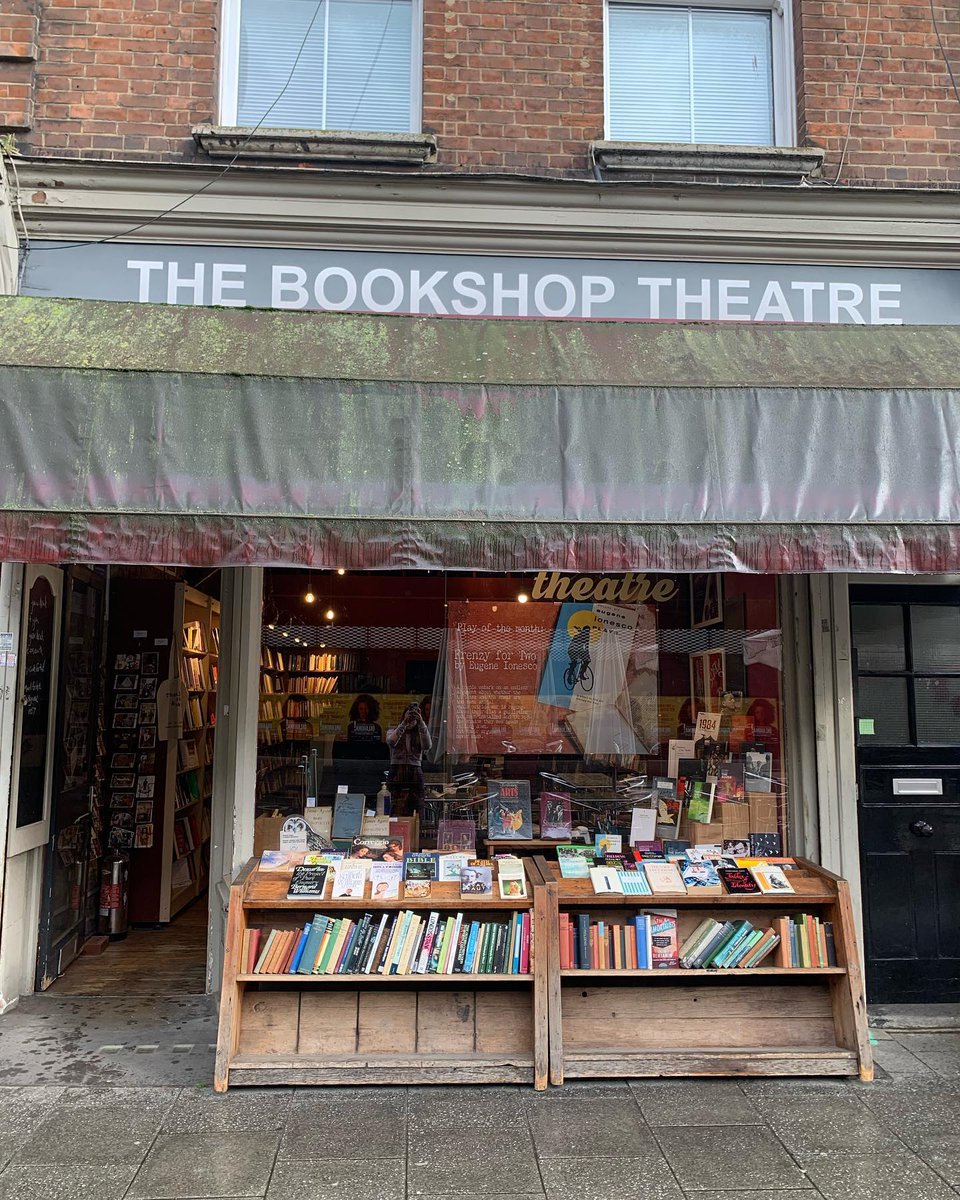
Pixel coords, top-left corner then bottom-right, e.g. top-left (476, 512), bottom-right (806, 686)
top-left (376, 781), bottom-right (391, 818)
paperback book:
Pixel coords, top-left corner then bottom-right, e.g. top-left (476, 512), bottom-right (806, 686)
top-left (487, 780), bottom-right (533, 839)
top-left (539, 791), bottom-right (573, 839)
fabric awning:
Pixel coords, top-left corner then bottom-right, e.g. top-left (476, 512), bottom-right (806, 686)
top-left (2, 296), bottom-right (960, 572)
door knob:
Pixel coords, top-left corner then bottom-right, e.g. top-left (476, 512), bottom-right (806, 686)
top-left (910, 819), bottom-right (935, 838)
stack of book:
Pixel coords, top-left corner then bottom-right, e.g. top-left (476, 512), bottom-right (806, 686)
top-left (774, 913), bottom-right (837, 967)
top-left (679, 918), bottom-right (781, 968)
top-left (244, 909), bottom-right (532, 977)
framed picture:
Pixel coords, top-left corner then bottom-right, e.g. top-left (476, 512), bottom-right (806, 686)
top-left (112, 712), bottom-right (137, 730)
top-left (138, 726), bottom-right (157, 749)
top-left (114, 673), bottom-right (139, 692)
top-left (114, 694), bottom-right (139, 711)
top-left (690, 648), bottom-right (726, 715)
top-left (690, 574), bottom-right (723, 629)
top-left (141, 652), bottom-right (159, 676)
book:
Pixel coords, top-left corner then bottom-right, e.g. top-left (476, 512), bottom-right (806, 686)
top-left (679, 857), bottom-right (723, 895)
top-left (750, 832), bottom-right (783, 857)
top-left (286, 864), bottom-right (328, 901)
top-left (332, 791), bottom-right (365, 840)
top-left (643, 860), bottom-right (687, 894)
top-left (497, 857), bottom-right (528, 900)
top-left (652, 777), bottom-right (681, 833)
top-left (744, 749), bottom-right (774, 791)
top-left (404, 879), bottom-right (432, 899)
top-left (332, 865), bottom-right (366, 899)
top-left (694, 711), bottom-right (722, 742)
top-left (460, 864), bottom-right (493, 896)
top-left (722, 837), bottom-right (752, 858)
top-left (686, 780), bottom-right (715, 824)
top-left (718, 867), bottom-right (762, 895)
top-left (402, 852), bottom-right (438, 881)
top-left (594, 832), bottom-right (622, 857)
top-left (589, 866), bottom-right (624, 894)
top-left (714, 762), bottom-right (745, 804)
top-left (649, 909), bottom-right (679, 968)
top-left (618, 868), bottom-right (652, 896)
top-left (751, 864), bottom-right (795, 894)
top-left (487, 780), bottom-right (533, 839)
top-left (435, 818), bottom-right (477, 853)
top-left (369, 861), bottom-right (402, 900)
top-left (556, 843), bottom-right (595, 878)
top-left (539, 791), bottom-right (572, 838)
top-left (437, 852), bottom-right (472, 882)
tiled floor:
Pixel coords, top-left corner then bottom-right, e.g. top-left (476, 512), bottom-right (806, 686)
top-left (0, 1027), bottom-right (960, 1199)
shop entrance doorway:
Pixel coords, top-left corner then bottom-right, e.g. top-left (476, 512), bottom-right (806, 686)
top-left (851, 586), bottom-right (960, 1004)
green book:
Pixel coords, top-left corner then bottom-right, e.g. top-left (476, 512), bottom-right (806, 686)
top-left (316, 918), bottom-right (344, 974)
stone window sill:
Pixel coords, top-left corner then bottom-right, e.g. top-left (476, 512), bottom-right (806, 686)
top-left (590, 142), bottom-right (825, 186)
top-left (193, 126), bottom-right (437, 165)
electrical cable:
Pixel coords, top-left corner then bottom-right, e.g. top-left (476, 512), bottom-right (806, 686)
top-left (830, 0), bottom-right (872, 185)
top-left (930, 0), bottom-right (960, 107)
top-left (346, 0), bottom-right (398, 129)
top-left (6, 0), bottom-right (326, 255)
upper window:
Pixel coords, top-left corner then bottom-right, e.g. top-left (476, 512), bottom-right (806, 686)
top-left (607, 1), bottom-right (788, 146)
top-left (221, 0), bottom-right (417, 133)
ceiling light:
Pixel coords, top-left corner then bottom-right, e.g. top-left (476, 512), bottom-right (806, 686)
top-left (325, 608), bottom-right (335, 621)
top-left (517, 592), bottom-right (529, 603)
top-left (337, 567), bottom-right (346, 576)
top-left (304, 590), bottom-right (315, 604)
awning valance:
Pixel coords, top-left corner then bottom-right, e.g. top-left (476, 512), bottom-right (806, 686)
top-left (2, 297), bottom-right (959, 572)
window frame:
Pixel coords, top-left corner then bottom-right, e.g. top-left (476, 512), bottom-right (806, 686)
top-left (218, 0), bottom-right (423, 134)
top-left (603, 0), bottom-right (796, 148)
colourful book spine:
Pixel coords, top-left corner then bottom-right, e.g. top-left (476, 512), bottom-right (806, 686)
top-left (415, 912), bottom-right (440, 974)
top-left (445, 914), bottom-right (464, 974)
top-left (463, 921), bottom-right (481, 972)
top-left (246, 927), bottom-right (262, 974)
top-left (520, 912), bottom-right (531, 975)
top-left (289, 925), bottom-right (311, 974)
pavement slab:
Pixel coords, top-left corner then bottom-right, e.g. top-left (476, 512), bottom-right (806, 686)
top-left (0, 1162), bottom-right (139, 1200)
top-left (799, 1148), bottom-right (957, 1200)
top-left (630, 1080), bottom-right (763, 1127)
top-left (524, 1096), bottom-right (659, 1157)
top-left (538, 1155), bottom-right (686, 1200)
top-left (11, 1105), bottom-right (163, 1167)
top-left (268, 1156), bottom-right (405, 1200)
top-left (279, 1094), bottom-right (406, 1159)
top-left (654, 1125), bottom-right (810, 1192)
top-left (126, 1132), bottom-right (280, 1199)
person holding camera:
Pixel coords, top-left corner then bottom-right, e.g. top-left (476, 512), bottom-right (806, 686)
top-left (386, 703), bottom-right (432, 815)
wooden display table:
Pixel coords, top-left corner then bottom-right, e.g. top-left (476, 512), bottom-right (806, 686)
top-left (534, 856), bottom-right (873, 1084)
top-left (214, 857), bottom-right (551, 1091)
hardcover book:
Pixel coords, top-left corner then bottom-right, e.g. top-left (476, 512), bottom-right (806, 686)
top-left (556, 843), bottom-right (595, 878)
top-left (750, 864), bottom-right (795, 894)
top-left (589, 866), bottom-right (624, 894)
top-left (594, 832), bottom-right (622, 857)
top-left (487, 780), bottom-right (533, 839)
top-left (332, 791), bottom-right (365, 840)
top-left (460, 864), bottom-right (493, 896)
top-left (438, 852), bottom-right (472, 882)
top-left (750, 832), bottom-right (783, 857)
top-left (628, 806), bottom-right (658, 846)
top-left (403, 852), bottom-right (439, 881)
top-left (723, 837), bottom-right (752, 858)
top-left (744, 749), bottom-right (774, 792)
top-left (539, 791), bottom-right (573, 839)
top-left (652, 777), bottom-right (681, 832)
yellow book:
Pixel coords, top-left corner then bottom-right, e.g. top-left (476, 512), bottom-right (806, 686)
top-left (381, 911), bottom-right (408, 975)
top-left (325, 920), bottom-right (353, 974)
top-left (311, 922), bottom-right (335, 974)
top-left (398, 915), bottom-right (423, 976)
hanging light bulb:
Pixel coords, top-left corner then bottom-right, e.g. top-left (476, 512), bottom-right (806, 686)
top-left (337, 567), bottom-right (346, 576)
top-left (304, 590), bottom-right (316, 604)
top-left (517, 592), bottom-right (529, 604)
top-left (325, 608), bottom-right (335, 622)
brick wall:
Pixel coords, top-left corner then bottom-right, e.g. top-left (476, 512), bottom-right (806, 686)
top-left (1, 0), bottom-right (958, 187)
top-left (796, 0), bottom-right (960, 187)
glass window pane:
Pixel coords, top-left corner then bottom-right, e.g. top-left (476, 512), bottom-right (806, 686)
top-left (238, 0), bottom-right (327, 128)
top-left (691, 9), bottom-right (773, 144)
top-left (608, 5), bottom-right (692, 142)
top-left (852, 604), bottom-right (906, 672)
top-left (326, 0), bottom-right (412, 132)
top-left (856, 676), bottom-right (910, 745)
top-left (911, 606), bottom-right (960, 672)
top-left (915, 678), bottom-right (960, 745)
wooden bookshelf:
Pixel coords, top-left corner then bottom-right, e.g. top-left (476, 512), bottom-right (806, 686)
top-left (214, 858), bottom-right (551, 1091)
top-left (535, 856), bottom-right (872, 1085)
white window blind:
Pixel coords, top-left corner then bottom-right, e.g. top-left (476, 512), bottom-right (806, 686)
top-left (608, 4), bottom-right (774, 145)
top-left (237, 0), bottom-right (413, 132)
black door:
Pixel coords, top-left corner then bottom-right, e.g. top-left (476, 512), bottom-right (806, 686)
top-left (852, 589), bottom-right (960, 1003)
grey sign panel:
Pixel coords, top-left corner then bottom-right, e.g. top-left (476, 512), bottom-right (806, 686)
top-left (20, 241), bottom-right (960, 324)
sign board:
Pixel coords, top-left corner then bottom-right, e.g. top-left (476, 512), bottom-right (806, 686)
top-left (21, 241), bottom-right (960, 325)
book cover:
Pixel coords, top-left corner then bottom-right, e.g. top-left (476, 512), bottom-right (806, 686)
top-left (744, 749), bottom-right (774, 791)
top-left (693, 711), bottom-right (722, 742)
top-left (435, 818), bottom-right (477, 853)
top-left (750, 832), bottom-right (783, 857)
top-left (751, 864), bottom-right (795, 894)
top-left (652, 777), bottom-right (681, 833)
top-left (286, 864), bottom-right (327, 901)
top-left (332, 791), bottom-right (365, 840)
top-left (679, 857), bottom-right (724, 895)
top-left (662, 839), bottom-right (690, 856)
top-left (687, 780), bottom-right (715, 824)
top-left (539, 791), bottom-right (572, 839)
top-left (487, 780), bottom-right (533, 839)
top-left (643, 860), bottom-right (687, 894)
top-left (718, 866), bottom-right (762, 895)
top-left (332, 865), bottom-right (366, 899)
top-left (594, 832), bottom-right (623, 857)
top-left (404, 879), bottom-right (432, 899)
top-left (556, 843), bottom-right (596, 878)
top-left (680, 918), bottom-right (719, 967)
top-left (402, 852), bottom-right (439, 881)
top-left (618, 868), bottom-right (652, 896)
top-left (348, 836), bottom-right (390, 861)
top-left (370, 861), bottom-right (402, 900)
top-left (649, 909), bottom-right (679, 969)
top-left (589, 866), bottom-right (624, 894)
top-left (498, 873), bottom-right (527, 899)
top-left (628, 806), bottom-right (658, 846)
top-left (437, 852), bottom-right (472, 882)
top-left (715, 762), bottom-right (745, 804)
top-left (667, 738), bottom-right (696, 778)
top-left (460, 864), bottom-right (493, 896)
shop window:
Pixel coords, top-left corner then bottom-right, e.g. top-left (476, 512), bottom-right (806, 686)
top-left (606, 1), bottom-right (791, 146)
top-left (220, 0), bottom-right (418, 133)
top-left (911, 606), bottom-right (960, 672)
top-left (851, 604), bottom-right (906, 673)
top-left (255, 571), bottom-right (790, 857)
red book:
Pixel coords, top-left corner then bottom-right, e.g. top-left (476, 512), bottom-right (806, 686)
top-left (245, 928), bottom-right (261, 974)
top-left (520, 912), bottom-right (531, 975)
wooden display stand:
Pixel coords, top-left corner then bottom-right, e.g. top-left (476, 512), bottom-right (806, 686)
top-left (536, 856), bottom-right (873, 1085)
top-left (214, 858), bottom-right (551, 1091)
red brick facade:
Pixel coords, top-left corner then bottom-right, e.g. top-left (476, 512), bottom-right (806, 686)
top-left (2, 0), bottom-right (958, 187)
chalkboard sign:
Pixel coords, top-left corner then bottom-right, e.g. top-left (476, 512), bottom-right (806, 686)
top-left (286, 864), bottom-right (328, 900)
top-left (16, 576), bottom-right (56, 829)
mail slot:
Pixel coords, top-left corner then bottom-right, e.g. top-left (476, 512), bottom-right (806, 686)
top-left (893, 778), bottom-right (944, 796)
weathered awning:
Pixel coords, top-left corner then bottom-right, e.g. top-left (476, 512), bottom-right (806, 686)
top-left (2, 296), bottom-right (960, 572)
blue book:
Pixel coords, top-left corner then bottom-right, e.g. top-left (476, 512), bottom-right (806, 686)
top-left (332, 791), bottom-right (365, 839)
top-left (512, 913), bottom-right (523, 974)
top-left (714, 921), bottom-right (754, 968)
top-left (633, 915), bottom-right (647, 970)
top-left (463, 921), bottom-right (481, 972)
top-left (296, 915), bottom-right (328, 975)
top-left (289, 924), bottom-right (310, 973)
